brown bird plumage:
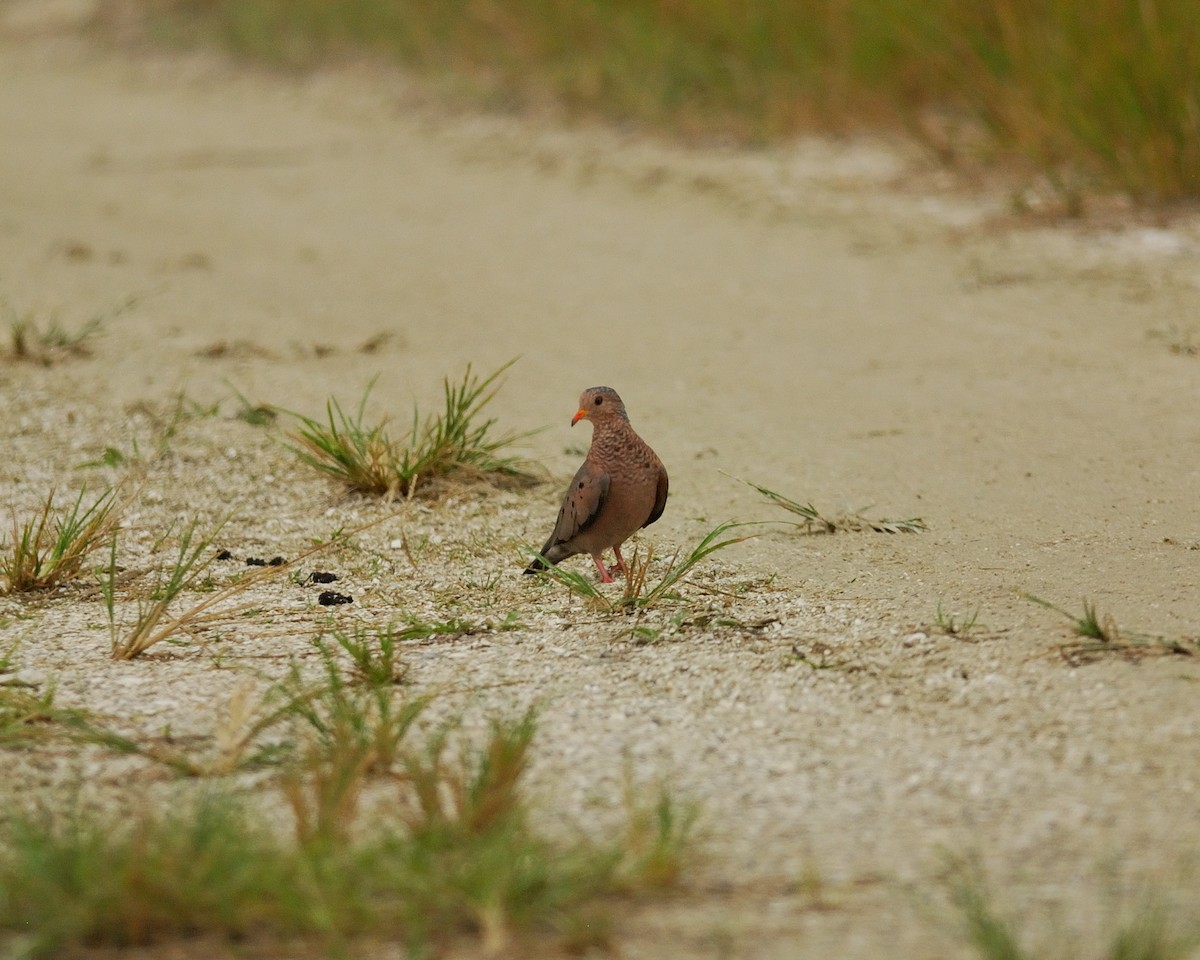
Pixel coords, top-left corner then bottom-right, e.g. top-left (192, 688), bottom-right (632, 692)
top-left (524, 386), bottom-right (668, 583)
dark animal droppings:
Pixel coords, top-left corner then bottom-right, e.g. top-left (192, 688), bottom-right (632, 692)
top-left (215, 549), bottom-right (233, 561)
top-left (318, 590), bottom-right (353, 606)
top-left (268, 556), bottom-right (285, 566)
top-left (245, 557), bottom-right (267, 566)
top-left (310, 571), bottom-right (338, 584)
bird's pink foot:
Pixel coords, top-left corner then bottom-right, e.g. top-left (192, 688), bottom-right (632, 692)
top-left (591, 554), bottom-right (615, 583)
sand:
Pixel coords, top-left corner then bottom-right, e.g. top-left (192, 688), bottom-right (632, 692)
top-left (3, 2), bottom-right (1200, 957)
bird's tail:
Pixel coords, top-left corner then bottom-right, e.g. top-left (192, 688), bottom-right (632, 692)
top-left (524, 541), bottom-right (569, 575)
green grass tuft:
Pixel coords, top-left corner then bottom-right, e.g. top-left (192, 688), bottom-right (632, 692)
top-left (105, 514), bottom-right (231, 659)
top-left (0, 696), bottom-right (699, 957)
top-left (113, 0), bottom-right (1200, 202)
top-left (1021, 592), bottom-right (1120, 642)
top-left (946, 857), bottom-right (1200, 960)
top-left (0, 793), bottom-right (317, 956)
top-left (1020, 592), bottom-right (1197, 664)
top-left (4, 311), bottom-right (101, 365)
top-left (935, 600), bottom-right (981, 638)
top-left (947, 861), bottom-right (1030, 960)
top-left (526, 520), bottom-right (752, 613)
top-left (287, 360), bottom-right (539, 499)
top-left (1, 487), bottom-right (124, 594)
top-left (0, 678), bottom-right (94, 749)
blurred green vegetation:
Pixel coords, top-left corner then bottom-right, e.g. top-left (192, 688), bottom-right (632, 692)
top-left (115, 0), bottom-right (1200, 202)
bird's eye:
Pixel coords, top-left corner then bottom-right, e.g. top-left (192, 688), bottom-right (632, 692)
top-left (594, 396), bottom-right (603, 406)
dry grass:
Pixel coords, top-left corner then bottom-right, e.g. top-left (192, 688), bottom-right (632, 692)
top-left (287, 360), bottom-right (539, 499)
top-left (4, 311), bottom-right (101, 365)
top-left (1021, 592), bottom-right (1198, 665)
top-left (1, 617), bottom-right (700, 956)
top-left (1, 487), bottom-right (124, 595)
top-left (731, 474), bottom-right (927, 535)
top-left (104, 514), bottom-right (232, 660)
top-left (526, 520), bottom-right (753, 613)
top-left (945, 856), bottom-right (1200, 960)
top-left (103, 514), bottom-right (391, 660)
top-left (0, 673), bottom-right (699, 957)
top-left (108, 0), bottom-right (1200, 202)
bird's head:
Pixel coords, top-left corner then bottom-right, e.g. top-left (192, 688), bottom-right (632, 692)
top-left (572, 386), bottom-right (628, 426)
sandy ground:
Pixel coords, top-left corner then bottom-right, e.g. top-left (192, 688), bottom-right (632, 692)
top-left (3, 2), bottom-right (1200, 957)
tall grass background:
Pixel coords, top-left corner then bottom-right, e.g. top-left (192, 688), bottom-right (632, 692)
top-left (114, 0), bottom-right (1199, 203)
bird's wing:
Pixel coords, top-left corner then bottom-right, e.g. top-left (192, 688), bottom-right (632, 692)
top-left (642, 463), bottom-right (669, 528)
top-left (551, 460), bottom-right (610, 546)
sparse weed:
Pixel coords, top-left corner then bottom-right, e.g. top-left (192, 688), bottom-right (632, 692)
top-left (1021, 592), bottom-right (1196, 665)
top-left (2, 294), bottom-right (140, 365)
top-left (393, 614), bottom-right (487, 642)
top-left (131, 0), bottom-right (1200, 202)
top-left (328, 623), bottom-right (410, 687)
top-left (0, 678), bottom-right (93, 748)
top-left (1022, 592), bottom-right (1122, 642)
top-left (527, 520), bottom-right (752, 613)
top-left (730, 474), bottom-right (926, 534)
top-left (1149, 324), bottom-right (1200, 357)
top-left (35, 626), bottom-right (418, 777)
top-left (946, 860), bottom-right (1029, 960)
top-left (0, 686), bottom-right (698, 957)
top-left (77, 390), bottom-right (219, 470)
top-left (0, 638), bottom-right (17, 674)
top-left (788, 643), bottom-right (850, 671)
top-left (399, 709), bottom-right (536, 837)
top-left (277, 628), bottom-right (431, 846)
top-left (1, 486), bottom-right (124, 594)
top-left (1107, 903), bottom-right (1200, 960)
top-left (289, 631), bottom-right (428, 772)
top-left (225, 381), bottom-right (278, 426)
top-left (288, 377), bottom-right (398, 496)
top-left (617, 775), bottom-right (700, 891)
top-left (382, 709), bottom-right (620, 952)
top-left (0, 793), bottom-right (314, 957)
top-left (4, 311), bottom-right (100, 365)
top-left (935, 600), bottom-right (981, 638)
top-left (124, 678), bottom-right (298, 777)
top-left (287, 360), bottom-right (538, 499)
top-left (106, 514), bottom-right (231, 659)
top-left (104, 514), bottom-right (390, 660)
top-left (0, 659), bottom-right (140, 756)
top-left (946, 857), bottom-right (1200, 960)
top-left (400, 359), bottom-right (539, 492)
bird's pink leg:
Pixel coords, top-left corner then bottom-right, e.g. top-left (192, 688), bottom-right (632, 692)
top-left (591, 554), bottom-right (615, 583)
top-left (612, 545), bottom-right (629, 577)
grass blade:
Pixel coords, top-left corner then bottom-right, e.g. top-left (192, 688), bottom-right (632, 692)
top-left (1, 486), bottom-right (124, 594)
top-left (287, 360), bottom-right (539, 499)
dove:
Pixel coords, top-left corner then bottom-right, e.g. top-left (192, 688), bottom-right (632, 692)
top-left (524, 386), bottom-right (668, 583)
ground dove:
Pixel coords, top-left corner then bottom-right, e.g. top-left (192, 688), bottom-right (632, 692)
top-left (524, 386), bottom-right (668, 583)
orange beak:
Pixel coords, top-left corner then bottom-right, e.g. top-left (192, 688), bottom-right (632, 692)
top-left (571, 408), bottom-right (588, 426)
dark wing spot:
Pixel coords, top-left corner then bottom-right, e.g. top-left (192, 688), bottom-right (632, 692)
top-left (578, 481), bottom-right (585, 488)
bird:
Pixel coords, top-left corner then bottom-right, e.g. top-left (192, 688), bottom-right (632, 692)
top-left (524, 386), bottom-right (668, 583)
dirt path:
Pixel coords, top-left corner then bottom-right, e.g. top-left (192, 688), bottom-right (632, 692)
top-left (3, 3), bottom-right (1200, 958)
